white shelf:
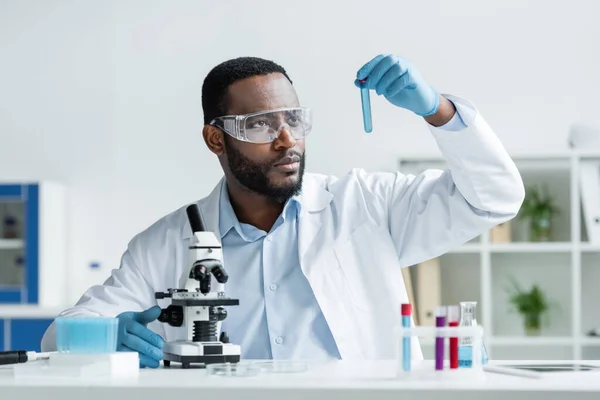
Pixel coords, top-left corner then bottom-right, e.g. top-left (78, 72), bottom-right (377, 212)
top-left (489, 336), bottom-right (573, 346)
top-left (419, 336), bottom-right (574, 346)
top-left (400, 151), bottom-right (600, 360)
top-left (449, 242), bottom-right (575, 253)
top-left (581, 243), bottom-right (600, 252)
top-left (448, 243), bottom-right (482, 253)
top-left (0, 239), bottom-right (24, 250)
top-left (490, 242), bottom-right (572, 253)
top-left (580, 337), bottom-right (600, 346)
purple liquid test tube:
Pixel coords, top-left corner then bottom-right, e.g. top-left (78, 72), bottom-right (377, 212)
top-left (435, 307), bottom-right (447, 371)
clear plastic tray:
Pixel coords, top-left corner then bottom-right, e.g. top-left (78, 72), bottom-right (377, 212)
top-left (253, 360), bottom-right (308, 373)
top-left (206, 362), bottom-right (260, 377)
top-left (205, 360), bottom-right (309, 377)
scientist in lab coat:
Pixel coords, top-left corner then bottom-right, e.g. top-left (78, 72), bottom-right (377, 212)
top-left (42, 54), bottom-right (524, 367)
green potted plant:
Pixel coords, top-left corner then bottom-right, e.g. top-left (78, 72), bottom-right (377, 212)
top-left (518, 184), bottom-right (559, 242)
top-left (506, 277), bottom-right (551, 336)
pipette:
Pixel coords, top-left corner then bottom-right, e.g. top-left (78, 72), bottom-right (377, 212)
top-left (358, 78), bottom-right (372, 133)
top-left (0, 350), bottom-right (54, 366)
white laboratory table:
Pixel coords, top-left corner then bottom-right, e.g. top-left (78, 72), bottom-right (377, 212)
top-left (2, 359), bottom-right (600, 400)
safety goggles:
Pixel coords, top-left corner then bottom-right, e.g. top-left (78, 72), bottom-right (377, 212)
top-left (209, 107), bottom-right (312, 144)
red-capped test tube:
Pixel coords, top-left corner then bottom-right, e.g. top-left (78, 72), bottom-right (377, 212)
top-left (447, 305), bottom-right (460, 369)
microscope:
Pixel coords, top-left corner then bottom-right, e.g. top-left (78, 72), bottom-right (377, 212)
top-left (154, 204), bottom-right (241, 368)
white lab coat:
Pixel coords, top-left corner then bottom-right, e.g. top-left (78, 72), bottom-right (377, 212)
top-left (41, 96), bottom-right (525, 360)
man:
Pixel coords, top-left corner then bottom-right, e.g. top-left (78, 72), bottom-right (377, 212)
top-left (42, 54), bottom-right (524, 367)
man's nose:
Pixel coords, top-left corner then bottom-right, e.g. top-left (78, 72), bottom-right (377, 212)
top-left (273, 126), bottom-right (296, 149)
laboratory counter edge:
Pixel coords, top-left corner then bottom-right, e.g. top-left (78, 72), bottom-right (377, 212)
top-left (2, 360), bottom-right (600, 400)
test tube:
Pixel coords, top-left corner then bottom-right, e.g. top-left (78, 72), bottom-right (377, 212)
top-left (447, 305), bottom-right (460, 369)
top-left (435, 306), bottom-right (447, 371)
top-left (401, 303), bottom-right (412, 372)
top-left (358, 78), bottom-right (372, 133)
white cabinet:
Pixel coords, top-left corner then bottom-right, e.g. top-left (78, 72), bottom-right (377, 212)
top-left (0, 181), bottom-right (67, 307)
top-left (398, 152), bottom-right (600, 360)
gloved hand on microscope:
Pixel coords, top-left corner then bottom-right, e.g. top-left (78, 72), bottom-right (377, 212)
top-left (116, 306), bottom-right (164, 368)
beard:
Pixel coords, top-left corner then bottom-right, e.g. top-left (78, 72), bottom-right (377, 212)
top-left (224, 138), bottom-right (306, 203)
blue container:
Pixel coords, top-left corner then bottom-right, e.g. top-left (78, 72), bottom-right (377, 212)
top-left (55, 317), bottom-right (118, 353)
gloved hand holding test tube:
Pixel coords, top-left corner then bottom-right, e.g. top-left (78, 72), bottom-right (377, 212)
top-left (355, 54), bottom-right (441, 133)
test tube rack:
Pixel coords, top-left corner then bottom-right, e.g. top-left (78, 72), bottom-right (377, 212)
top-left (396, 325), bottom-right (486, 381)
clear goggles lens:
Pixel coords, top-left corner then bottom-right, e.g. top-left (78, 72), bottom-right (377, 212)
top-left (210, 107), bottom-right (312, 144)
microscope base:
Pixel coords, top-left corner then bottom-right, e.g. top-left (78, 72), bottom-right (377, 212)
top-left (162, 340), bottom-right (241, 368)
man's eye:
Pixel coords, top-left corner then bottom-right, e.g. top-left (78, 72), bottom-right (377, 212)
top-left (249, 120), bottom-right (269, 128)
top-left (287, 116), bottom-right (301, 125)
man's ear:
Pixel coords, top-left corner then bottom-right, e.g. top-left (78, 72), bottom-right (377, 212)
top-left (203, 125), bottom-right (225, 156)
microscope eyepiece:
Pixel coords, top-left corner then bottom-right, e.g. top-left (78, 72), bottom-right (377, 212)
top-left (191, 263), bottom-right (210, 280)
top-left (186, 204), bottom-right (207, 233)
top-left (190, 260), bottom-right (229, 294)
top-left (211, 266), bottom-right (229, 284)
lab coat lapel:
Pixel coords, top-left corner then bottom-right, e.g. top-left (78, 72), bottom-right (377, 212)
top-left (297, 177), bottom-right (332, 277)
top-left (297, 178), bottom-right (361, 359)
top-left (193, 175), bottom-right (331, 271)
top-left (199, 179), bottom-right (222, 238)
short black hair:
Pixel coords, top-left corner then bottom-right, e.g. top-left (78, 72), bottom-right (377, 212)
top-left (201, 57), bottom-right (293, 125)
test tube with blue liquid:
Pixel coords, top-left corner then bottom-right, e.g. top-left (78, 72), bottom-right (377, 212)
top-left (358, 78), bottom-right (372, 133)
top-left (401, 303), bottom-right (411, 371)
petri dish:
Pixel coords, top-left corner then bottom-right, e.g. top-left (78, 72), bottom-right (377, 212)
top-left (206, 362), bottom-right (260, 377)
top-left (253, 360), bottom-right (308, 373)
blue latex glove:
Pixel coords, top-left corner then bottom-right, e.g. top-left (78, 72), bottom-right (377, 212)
top-left (116, 306), bottom-right (165, 368)
top-left (355, 54), bottom-right (440, 117)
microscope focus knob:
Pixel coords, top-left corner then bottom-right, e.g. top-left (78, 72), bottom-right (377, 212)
top-left (212, 306), bottom-right (227, 321)
top-left (158, 305), bottom-right (184, 327)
